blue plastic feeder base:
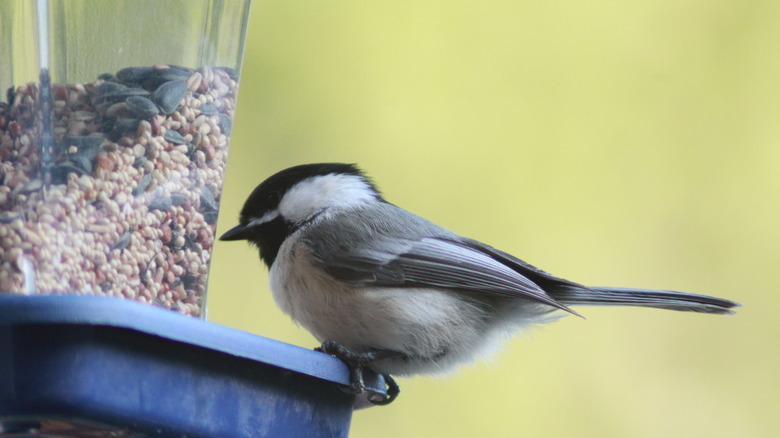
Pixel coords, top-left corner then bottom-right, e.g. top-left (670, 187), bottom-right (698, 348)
top-left (0, 296), bottom-right (388, 438)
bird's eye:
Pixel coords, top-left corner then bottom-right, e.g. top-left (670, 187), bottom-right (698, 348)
top-left (266, 191), bottom-right (281, 204)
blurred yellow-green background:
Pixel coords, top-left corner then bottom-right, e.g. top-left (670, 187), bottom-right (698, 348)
top-left (209, 1), bottom-right (779, 437)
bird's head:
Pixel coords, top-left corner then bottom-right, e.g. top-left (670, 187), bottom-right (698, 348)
top-left (219, 163), bottom-right (382, 266)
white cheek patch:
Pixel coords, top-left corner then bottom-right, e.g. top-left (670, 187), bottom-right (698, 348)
top-left (279, 174), bottom-right (377, 223)
top-left (248, 209), bottom-right (280, 227)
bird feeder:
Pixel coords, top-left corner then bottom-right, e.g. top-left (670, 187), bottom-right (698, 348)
top-left (0, 1), bottom-right (386, 436)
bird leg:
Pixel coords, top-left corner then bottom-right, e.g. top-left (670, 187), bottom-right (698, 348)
top-left (316, 339), bottom-right (401, 405)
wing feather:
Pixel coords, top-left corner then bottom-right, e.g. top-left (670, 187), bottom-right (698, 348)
top-left (303, 209), bottom-right (577, 315)
top-left (391, 238), bottom-right (577, 314)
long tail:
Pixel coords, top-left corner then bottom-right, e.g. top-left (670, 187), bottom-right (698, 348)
top-left (551, 286), bottom-right (739, 315)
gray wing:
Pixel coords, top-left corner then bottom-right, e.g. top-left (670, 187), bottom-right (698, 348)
top-left (303, 204), bottom-right (577, 315)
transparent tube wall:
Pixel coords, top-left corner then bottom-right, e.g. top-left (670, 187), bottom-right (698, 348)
top-left (0, 0), bottom-right (252, 318)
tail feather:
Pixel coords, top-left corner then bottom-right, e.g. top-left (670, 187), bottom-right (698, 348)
top-left (552, 286), bottom-right (739, 315)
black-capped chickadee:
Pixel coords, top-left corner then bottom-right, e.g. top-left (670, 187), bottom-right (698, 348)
top-left (220, 163), bottom-right (739, 404)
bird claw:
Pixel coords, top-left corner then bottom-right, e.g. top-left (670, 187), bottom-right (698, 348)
top-left (316, 339), bottom-right (401, 405)
top-left (370, 373), bottom-right (400, 405)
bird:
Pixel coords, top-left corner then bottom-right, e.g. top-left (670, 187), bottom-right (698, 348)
top-left (219, 162), bottom-right (739, 404)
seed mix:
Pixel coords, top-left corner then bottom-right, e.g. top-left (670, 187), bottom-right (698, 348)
top-left (0, 64), bottom-right (239, 316)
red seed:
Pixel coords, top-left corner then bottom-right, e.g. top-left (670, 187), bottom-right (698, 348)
top-left (161, 224), bottom-right (172, 243)
top-left (198, 228), bottom-right (212, 250)
top-left (95, 152), bottom-right (115, 171)
top-left (53, 85), bottom-right (68, 101)
top-left (8, 122), bottom-right (22, 139)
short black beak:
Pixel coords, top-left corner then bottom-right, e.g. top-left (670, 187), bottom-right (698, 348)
top-left (219, 223), bottom-right (252, 241)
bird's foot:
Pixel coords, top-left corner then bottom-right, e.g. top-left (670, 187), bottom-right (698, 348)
top-left (316, 339), bottom-right (401, 405)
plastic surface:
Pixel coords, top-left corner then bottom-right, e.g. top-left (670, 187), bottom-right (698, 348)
top-left (0, 295), bottom-right (388, 437)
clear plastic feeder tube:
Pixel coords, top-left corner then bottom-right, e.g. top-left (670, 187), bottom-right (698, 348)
top-left (0, 0), bottom-right (252, 317)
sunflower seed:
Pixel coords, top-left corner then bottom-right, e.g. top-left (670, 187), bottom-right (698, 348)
top-left (116, 66), bottom-right (155, 84)
top-left (149, 196), bottom-right (172, 211)
top-left (199, 185), bottom-right (217, 213)
top-left (150, 68), bottom-right (192, 85)
top-left (125, 96), bottom-right (159, 119)
top-left (112, 231), bottom-right (133, 250)
top-left (97, 88), bottom-right (151, 104)
top-left (202, 211), bottom-right (218, 224)
top-left (217, 113), bottom-right (232, 136)
top-left (52, 162), bottom-right (85, 184)
top-left (170, 192), bottom-right (188, 206)
top-left (96, 81), bottom-right (127, 96)
top-left (109, 119), bottom-right (141, 140)
top-left (133, 173), bottom-right (152, 196)
top-left (152, 80), bottom-right (187, 115)
top-left (182, 272), bottom-right (198, 288)
top-left (199, 103), bottom-right (219, 115)
top-left (133, 156), bottom-right (147, 169)
top-left (163, 130), bottom-right (186, 145)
